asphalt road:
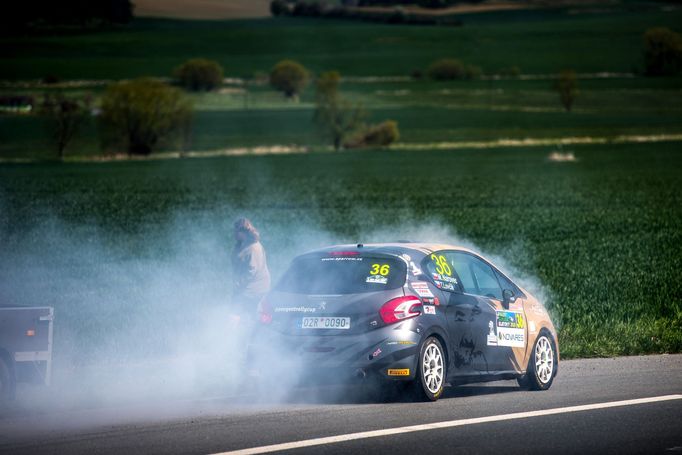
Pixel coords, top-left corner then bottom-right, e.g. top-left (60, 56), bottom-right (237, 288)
top-left (1, 354), bottom-right (680, 455)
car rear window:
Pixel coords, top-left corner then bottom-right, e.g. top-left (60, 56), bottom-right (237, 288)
top-left (276, 255), bottom-right (407, 294)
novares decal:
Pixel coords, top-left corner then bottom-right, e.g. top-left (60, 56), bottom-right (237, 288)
top-left (488, 310), bottom-right (526, 348)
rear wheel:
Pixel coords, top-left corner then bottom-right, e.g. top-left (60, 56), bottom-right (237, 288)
top-left (413, 337), bottom-right (446, 401)
top-left (518, 332), bottom-right (556, 391)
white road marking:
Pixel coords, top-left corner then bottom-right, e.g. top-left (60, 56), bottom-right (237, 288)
top-left (211, 394), bottom-right (682, 455)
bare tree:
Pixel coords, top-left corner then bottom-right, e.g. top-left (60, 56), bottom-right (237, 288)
top-left (314, 71), bottom-right (364, 151)
top-left (39, 93), bottom-right (91, 159)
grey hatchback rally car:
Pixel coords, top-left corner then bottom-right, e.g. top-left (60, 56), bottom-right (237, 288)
top-left (256, 242), bottom-right (559, 401)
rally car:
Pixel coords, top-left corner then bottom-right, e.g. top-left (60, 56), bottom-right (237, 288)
top-left (258, 242), bottom-right (558, 401)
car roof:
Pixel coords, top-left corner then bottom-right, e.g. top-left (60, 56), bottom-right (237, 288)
top-left (304, 242), bottom-right (478, 259)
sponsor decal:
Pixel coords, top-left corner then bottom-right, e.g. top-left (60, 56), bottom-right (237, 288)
top-left (486, 311), bottom-right (527, 347)
top-left (318, 301), bottom-right (327, 311)
top-left (529, 321), bottom-right (536, 333)
top-left (495, 310), bottom-right (525, 348)
top-left (487, 320), bottom-right (498, 346)
top-left (321, 256), bottom-right (363, 262)
top-left (372, 348), bottom-right (382, 358)
top-left (411, 282), bottom-right (434, 298)
top-left (275, 306), bottom-right (316, 313)
top-left (387, 368), bottom-right (410, 376)
top-left (409, 261), bottom-right (423, 276)
top-left (497, 330), bottom-right (525, 347)
top-left (387, 340), bottom-right (417, 346)
top-left (439, 282), bottom-right (455, 291)
top-left (432, 273), bottom-right (442, 281)
top-left (423, 305), bottom-right (436, 315)
top-left (441, 275), bottom-right (458, 285)
top-left (370, 320), bottom-right (378, 327)
top-left (366, 275), bottom-right (388, 284)
top-left (497, 311), bottom-right (525, 329)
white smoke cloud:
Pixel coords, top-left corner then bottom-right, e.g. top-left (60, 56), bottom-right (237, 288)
top-left (0, 205), bottom-right (555, 421)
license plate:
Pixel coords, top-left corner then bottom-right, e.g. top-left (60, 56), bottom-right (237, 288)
top-left (301, 317), bottom-right (351, 330)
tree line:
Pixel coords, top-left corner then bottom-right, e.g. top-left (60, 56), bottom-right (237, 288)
top-left (37, 26), bottom-right (682, 159)
top-left (4, 0), bottom-right (133, 31)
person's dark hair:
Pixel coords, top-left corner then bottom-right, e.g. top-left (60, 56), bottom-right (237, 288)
top-left (234, 217), bottom-right (260, 243)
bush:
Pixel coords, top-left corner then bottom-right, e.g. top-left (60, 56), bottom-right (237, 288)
top-left (553, 69), bottom-right (578, 112)
top-left (100, 78), bottom-right (192, 155)
top-left (426, 58), bottom-right (481, 80)
top-left (270, 60), bottom-right (310, 99)
top-left (174, 59), bottom-right (224, 92)
top-left (643, 27), bottom-right (682, 76)
top-left (345, 120), bottom-right (400, 149)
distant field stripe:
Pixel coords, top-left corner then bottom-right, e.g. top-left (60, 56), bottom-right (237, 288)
top-left (393, 134), bottom-right (682, 150)
top-left (211, 395), bottom-right (682, 455)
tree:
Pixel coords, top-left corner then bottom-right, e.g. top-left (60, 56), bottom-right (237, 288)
top-left (100, 78), bottom-right (192, 155)
top-left (314, 71), bottom-right (365, 151)
top-left (174, 58), bottom-right (224, 92)
top-left (39, 93), bottom-right (91, 159)
top-left (643, 27), bottom-right (682, 76)
top-left (270, 60), bottom-right (310, 100)
top-left (554, 69), bottom-right (578, 112)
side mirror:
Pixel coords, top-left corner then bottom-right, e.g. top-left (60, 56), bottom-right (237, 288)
top-left (502, 289), bottom-right (515, 308)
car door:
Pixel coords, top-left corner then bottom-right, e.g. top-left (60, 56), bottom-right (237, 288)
top-left (423, 251), bottom-right (479, 379)
top-left (452, 252), bottom-right (527, 374)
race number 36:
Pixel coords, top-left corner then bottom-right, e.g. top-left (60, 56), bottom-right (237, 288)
top-left (431, 254), bottom-right (452, 276)
top-left (369, 263), bottom-right (390, 276)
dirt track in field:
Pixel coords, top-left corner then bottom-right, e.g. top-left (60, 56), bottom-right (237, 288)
top-left (133, 0), bottom-right (271, 19)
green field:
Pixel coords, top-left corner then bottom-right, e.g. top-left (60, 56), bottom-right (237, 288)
top-left (2, 76), bottom-right (682, 159)
top-left (2, 4), bottom-right (682, 159)
top-left (2, 6), bottom-right (682, 79)
top-left (1, 3), bottom-right (681, 363)
top-left (1, 143), bottom-right (681, 361)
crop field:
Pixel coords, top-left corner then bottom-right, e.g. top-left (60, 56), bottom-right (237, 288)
top-left (1, 142), bottom-right (681, 361)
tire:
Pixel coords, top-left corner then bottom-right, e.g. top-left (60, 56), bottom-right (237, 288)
top-left (518, 331), bottom-right (557, 391)
top-left (413, 336), bottom-right (446, 401)
top-left (0, 356), bottom-right (15, 402)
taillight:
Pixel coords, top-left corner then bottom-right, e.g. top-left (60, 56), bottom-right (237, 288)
top-left (259, 298), bottom-right (273, 325)
top-left (380, 296), bottom-right (422, 324)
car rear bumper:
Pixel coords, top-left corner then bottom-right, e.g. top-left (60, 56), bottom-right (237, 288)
top-left (254, 324), bottom-right (422, 382)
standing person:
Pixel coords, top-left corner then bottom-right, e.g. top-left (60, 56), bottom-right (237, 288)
top-left (231, 218), bottom-right (271, 372)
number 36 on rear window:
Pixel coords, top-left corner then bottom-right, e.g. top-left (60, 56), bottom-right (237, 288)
top-left (369, 263), bottom-right (390, 276)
